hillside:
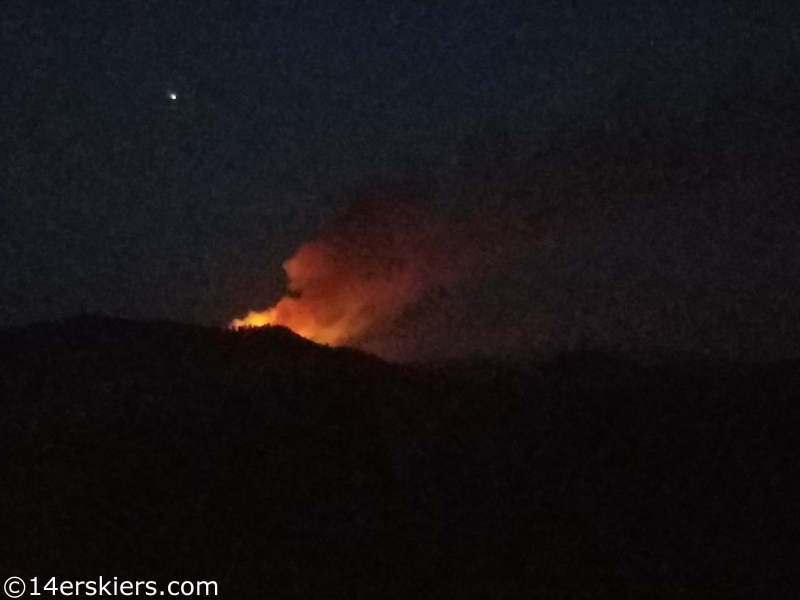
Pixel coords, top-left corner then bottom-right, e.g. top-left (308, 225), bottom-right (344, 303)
top-left (1, 316), bottom-right (797, 598)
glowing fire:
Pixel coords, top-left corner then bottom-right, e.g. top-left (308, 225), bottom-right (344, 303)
top-left (230, 188), bottom-right (472, 347)
top-left (230, 240), bottom-right (427, 345)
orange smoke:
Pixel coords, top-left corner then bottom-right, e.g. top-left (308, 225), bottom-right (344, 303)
top-left (230, 187), bottom-right (473, 347)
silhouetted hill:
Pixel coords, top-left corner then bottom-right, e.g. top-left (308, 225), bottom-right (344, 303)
top-left (1, 317), bottom-right (797, 598)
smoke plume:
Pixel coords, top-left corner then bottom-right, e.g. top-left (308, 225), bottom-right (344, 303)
top-left (230, 185), bottom-right (477, 346)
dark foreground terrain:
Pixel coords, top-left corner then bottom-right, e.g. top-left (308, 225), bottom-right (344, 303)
top-left (1, 316), bottom-right (797, 598)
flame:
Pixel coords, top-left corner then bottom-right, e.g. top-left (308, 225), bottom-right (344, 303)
top-left (230, 188), bottom-right (472, 346)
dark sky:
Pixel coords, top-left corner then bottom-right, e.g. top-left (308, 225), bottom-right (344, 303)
top-left (2, 0), bottom-right (799, 360)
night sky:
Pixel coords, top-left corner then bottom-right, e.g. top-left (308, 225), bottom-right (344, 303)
top-left (2, 0), bottom-right (799, 360)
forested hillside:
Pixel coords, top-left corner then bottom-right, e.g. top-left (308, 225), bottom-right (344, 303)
top-left (1, 316), bottom-right (797, 598)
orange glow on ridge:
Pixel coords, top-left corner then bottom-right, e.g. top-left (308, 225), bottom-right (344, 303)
top-left (230, 190), bottom-right (471, 347)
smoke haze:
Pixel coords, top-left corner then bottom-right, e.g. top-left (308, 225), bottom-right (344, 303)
top-left (230, 185), bottom-right (485, 347)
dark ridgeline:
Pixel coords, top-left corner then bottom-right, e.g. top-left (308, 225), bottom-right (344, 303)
top-left (0, 315), bottom-right (797, 598)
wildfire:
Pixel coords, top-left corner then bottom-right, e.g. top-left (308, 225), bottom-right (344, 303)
top-left (230, 187), bottom-right (472, 347)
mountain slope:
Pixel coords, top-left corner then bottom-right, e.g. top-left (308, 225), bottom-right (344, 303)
top-left (1, 316), bottom-right (797, 598)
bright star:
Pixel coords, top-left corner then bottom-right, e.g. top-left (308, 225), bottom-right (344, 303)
top-left (168, 92), bottom-right (178, 101)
